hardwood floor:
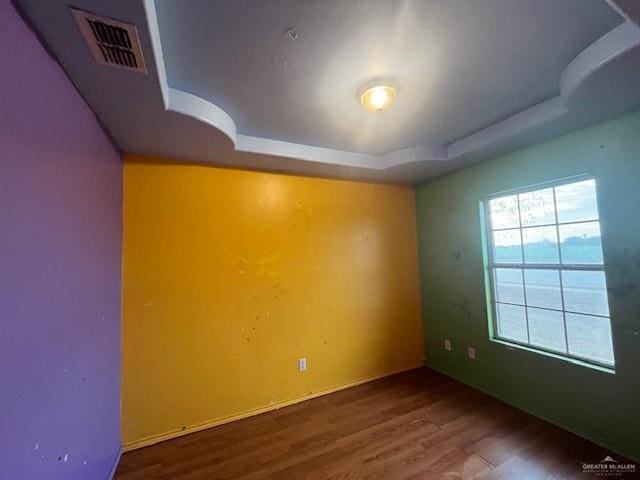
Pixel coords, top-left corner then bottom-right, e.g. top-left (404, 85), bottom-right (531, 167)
top-left (115, 367), bottom-right (633, 479)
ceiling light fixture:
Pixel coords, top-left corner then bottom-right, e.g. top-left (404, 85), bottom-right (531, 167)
top-left (359, 84), bottom-right (397, 113)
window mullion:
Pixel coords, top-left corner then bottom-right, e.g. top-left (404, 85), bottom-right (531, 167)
top-left (491, 218), bottom-right (602, 232)
top-left (552, 187), bottom-right (570, 355)
top-left (489, 263), bottom-right (603, 271)
top-left (515, 194), bottom-right (530, 344)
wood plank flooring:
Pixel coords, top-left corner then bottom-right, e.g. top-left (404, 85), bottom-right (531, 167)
top-left (115, 367), bottom-right (634, 479)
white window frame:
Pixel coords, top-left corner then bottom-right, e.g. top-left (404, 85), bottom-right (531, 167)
top-left (483, 174), bottom-right (615, 369)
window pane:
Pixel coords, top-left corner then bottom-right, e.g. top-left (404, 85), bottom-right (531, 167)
top-left (494, 268), bottom-right (524, 305)
top-left (519, 188), bottom-right (555, 227)
top-left (524, 270), bottom-right (562, 309)
top-left (556, 179), bottom-right (598, 223)
top-left (555, 179), bottom-right (598, 223)
top-left (527, 307), bottom-right (566, 353)
top-left (566, 313), bottom-right (614, 365)
top-left (562, 270), bottom-right (609, 317)
top-left (493, 229), bottom-right (522, 263)
top-left (496, 303), bottom-right (528, 343)
top-left (522, 226), bottom-right (559, 264)
top-left (559, 222), bottom-right (603, 264)
top-left (489, 195), bottom-right (519, 229)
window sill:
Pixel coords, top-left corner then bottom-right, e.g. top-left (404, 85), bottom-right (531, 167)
top-left (489, 337), bottom-right (616, 375)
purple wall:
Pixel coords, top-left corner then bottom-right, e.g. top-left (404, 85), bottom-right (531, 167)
top-left (0, 1), bottom-right (122, 479)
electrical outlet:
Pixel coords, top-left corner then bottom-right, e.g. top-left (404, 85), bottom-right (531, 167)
top-left (444, 339), bottom-right (452, 351)
top-left (468, 347), bottom-right (476, 360)
top-left (298, 358), bottom-right (307, 372)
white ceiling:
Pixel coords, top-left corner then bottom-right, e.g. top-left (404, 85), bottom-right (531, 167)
top-left (157, 0), bottom-right (620, 154)
top-left (17, 0), bottom-right (640, 183)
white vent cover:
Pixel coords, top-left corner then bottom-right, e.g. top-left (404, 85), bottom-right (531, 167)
top-left (71, 8), bottom-right (147, 73)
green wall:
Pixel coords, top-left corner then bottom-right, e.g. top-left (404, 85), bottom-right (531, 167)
top-left (416, 110), bottom-right (640, 461)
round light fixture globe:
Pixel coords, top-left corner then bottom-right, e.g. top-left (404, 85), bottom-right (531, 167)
top-left (359, 84), bottom-right (397, 113)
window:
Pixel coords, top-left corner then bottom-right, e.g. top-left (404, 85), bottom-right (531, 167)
top-left (484, 177), bottom-right (614, 367)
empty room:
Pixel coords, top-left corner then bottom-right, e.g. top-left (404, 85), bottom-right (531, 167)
top-left (2, 0), bottom-right (640, 479)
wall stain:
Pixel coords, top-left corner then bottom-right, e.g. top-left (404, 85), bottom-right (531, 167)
top-left (257, 253), bottom-right (281, 278)
top-left (606, 249), bottom-right (640, 301)
top-left (633, 249), bottom-right (640, 271)
top-left (451, 298), bottom-right (473, 321)
top-left (607, 282), bottom-right (638, 300)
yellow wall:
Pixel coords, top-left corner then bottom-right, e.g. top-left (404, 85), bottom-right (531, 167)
top-left (121, 155), bottom-right (424, 449)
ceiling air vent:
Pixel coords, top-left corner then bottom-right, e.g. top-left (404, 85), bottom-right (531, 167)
top-left (71, 8), bottom-right (147, 73)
